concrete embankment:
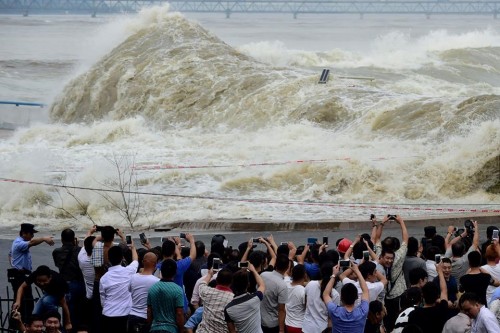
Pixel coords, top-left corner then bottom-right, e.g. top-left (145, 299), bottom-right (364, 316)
top-left (162, 213), bottom-right (499, 232)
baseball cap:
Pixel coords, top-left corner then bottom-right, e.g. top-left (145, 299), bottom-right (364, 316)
top-left (337, 238), bottom-right (352, 253)
top-left (20, 223), bottom-right (38, 234)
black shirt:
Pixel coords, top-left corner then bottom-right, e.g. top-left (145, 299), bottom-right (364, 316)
top-left (52, 244), bottom-right (83, 282)
top-left (26, 270), bottom-right (68, 299)
top-left (408, 300), bottom-right (450, 333)
top-left (459, 272), bottom-right (491, 306)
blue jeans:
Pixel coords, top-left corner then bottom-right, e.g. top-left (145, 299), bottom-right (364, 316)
top-left (33, 294), bottom-right (59, 315)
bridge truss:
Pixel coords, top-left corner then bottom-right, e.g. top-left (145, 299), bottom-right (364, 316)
top-left (1, 0), bottom-right (500, 18)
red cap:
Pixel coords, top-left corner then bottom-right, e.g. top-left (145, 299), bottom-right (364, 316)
top-left (337, 238), bottom-right (352, 253)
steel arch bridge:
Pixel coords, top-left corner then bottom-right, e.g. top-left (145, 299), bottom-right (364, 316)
top-left (1, 0), bottom-right (500, 18)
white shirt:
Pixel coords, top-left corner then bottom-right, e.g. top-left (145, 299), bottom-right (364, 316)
top-left (77, 247), bottom-right (95, 299)
top-left (190, 270), bottom-right (215, 306)
top-left (426, 260), bottom-right (438, 281)
top-left (472, 305), bottom-right (500, 333)
top-left (302, 280), bottom-right (340, 333)
top-left (341, 277), bottom-right (385, 303)
top-left (99, 260), bottom-right (139, 317)
top-left (480, 263), bottom-right (500, 303)
top-left (285, 284), bottom-right (305, 328)
top-left (129, 273), bottom-right (159, 319)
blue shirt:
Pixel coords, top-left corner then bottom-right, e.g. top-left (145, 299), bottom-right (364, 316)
top-left (327, 299), bottom-right (369, 333)
top-left (184, 306), bottom-right (204, 329)
top-left (11, 236), bottom-right (31, 271)
top-left (489, 287), bottom-right (500, 305)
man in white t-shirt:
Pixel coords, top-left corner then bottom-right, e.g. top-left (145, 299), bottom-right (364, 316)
top-left (285, 264), bottom-right (307, 333)
top-left (340, 261), bottom-right (387, 304)
top-left (128, 252), bottom-right (159, 333)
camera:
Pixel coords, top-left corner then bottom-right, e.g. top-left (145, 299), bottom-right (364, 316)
top-left (435, 254), bottom-right (441, 264)
top-left (387, 214), bottom-right (397, 220)
top-left (238, 262), bottom-right (249, 268)
top-left (323, 236), bottom-right (328, 245)
top-left (339, 260), bottom-right (350, 268)
top-left (213, 258), bottom-right (222, 270)
top-left (180, 233), bottom-right (186, 239)
top-left (126, 235), bottom-right (132, 245)
top-left (464, 220), bottom-right (475, 236)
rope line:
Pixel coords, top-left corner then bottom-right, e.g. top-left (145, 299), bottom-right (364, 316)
top-left (1, 177), bottom-right (499, 214)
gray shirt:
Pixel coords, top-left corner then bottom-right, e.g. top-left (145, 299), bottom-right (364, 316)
top-left (260, 270), bottom-right (288, 328)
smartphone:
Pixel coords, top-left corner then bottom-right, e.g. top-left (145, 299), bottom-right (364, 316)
top-left (493, 230), bottom-right (499, 241)
top-left (435, 254), bottom-right (441, 264)
top-left (213, 258), bottom-right (222, 270)
top-left (139, 233), bottom-right (147, 244)
top-left (252, 238), bottom-right (260, 243)
top-left (126, 235), bottom-right (132, 245)
top-left (95, 225), bottom-right (104, 232)
top-left (387, 214), bottom-right (397, 220)
top-left (223, 239), bottom-right (229, 248)
top-left (238, 262), bottom-right (249, 268)
top-left (340, 260), bottom-right (350, 268)
top-left (307, 237), bottom-right (318, 246)
top-left (280, 242), bottom-right (288, 246)
top-left (363, 250), bottom-right (370, 261)
top-left (370, 214), bottom-right (375, 220)
top-left (161, 237), bottom-right (165, 243)
top-left (180, 233), bottom-right (186, 239)
top-left (323, 236), bottom-right (328, 245)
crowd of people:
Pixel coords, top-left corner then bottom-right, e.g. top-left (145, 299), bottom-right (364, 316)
top-left (7, 215), bottom-right (500, 333)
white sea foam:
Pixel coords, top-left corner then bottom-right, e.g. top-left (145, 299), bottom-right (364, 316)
top-left (0, 10), bottom-right (499, 230)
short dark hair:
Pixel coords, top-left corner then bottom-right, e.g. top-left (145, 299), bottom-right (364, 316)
top-left (249, 251), bottom-right (265, 268)
top-left (451, 241), bottom-right (466, 257)
top-left (409, 267), bottom-right (428, 285)
top-left (405, 287), bottom-right (422, 306)
top-left (101, 226), bottom-right (116, 242)
top-left (441, 257), bottom-right (452, 265)
top-left (407, 237), bottom-right (419, 256)
top-left (369, 300), bottom-right (384, 314)
top-left (160, 259), bottom-right (177, 280)
top-left (33, 265), bottom-right (52, 279)
top-left (84, 236), bottom-right (96, 256)
top-left (459, 292), bottom-right (482, 307)
top-left (216, 268), bottom-right (233, 286)
top-left (231, 269), bottom-right (249, 295)
top-left (468, 251), bottom-right (482, 268)
top-left (291, 264), bottom-right (306, 282)
top-left (421, 282), bottom-right (439, 305)
top-left (61, 228), bottom-right (75, 243)
top-left (161, 240), bottom-right (176, 257)
top-left (359, 261), bottom-right (376, 279)
top-left (43, 310), bottom-right (61, 322)
top-left (108, 246), bottom-right (124, 266)
top-left (380, 248), bottom-right (395, 259)
top-left (195, 241), bottom-right (205, 258)
top-left (25, 314), bottom-right (43, 326)
top-left (275, 254), bottom-right (290, 272)
top-left (340, 283), bottom-right (358, 306)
